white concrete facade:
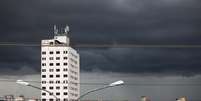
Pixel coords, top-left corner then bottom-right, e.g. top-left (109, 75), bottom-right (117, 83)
top-left (41, 29), bottom-right (80, 101)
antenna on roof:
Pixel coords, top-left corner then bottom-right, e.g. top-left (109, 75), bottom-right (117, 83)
top-left (64, 25), bottom-right (70, 34)
top-left (54, 25), bottom-right (58, 35)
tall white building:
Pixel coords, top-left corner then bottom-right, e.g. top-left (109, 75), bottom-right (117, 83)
top-left (41, 26), bottom-right (80, 101)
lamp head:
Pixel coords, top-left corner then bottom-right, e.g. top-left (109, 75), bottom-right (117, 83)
top-left (16, 80), bottom-right (30, 86)
top-left (109, 80), bottom-right (124, 87)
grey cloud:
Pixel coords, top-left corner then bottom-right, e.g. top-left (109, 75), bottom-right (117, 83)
top-left (80, 48), bottom-right (201, 75)
top-left (0, 0), bottom-right (201, 75)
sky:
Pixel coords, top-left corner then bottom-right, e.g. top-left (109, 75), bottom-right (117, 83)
top-left (0, 0), bottom-right (201, 101)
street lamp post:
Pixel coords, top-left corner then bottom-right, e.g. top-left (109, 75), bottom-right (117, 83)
top-left (16, 80), bottom-right (124, 101)
top-left (16, 80), bottom-right (59, 101)
top-left (77, 80), bottom-right (124, 101)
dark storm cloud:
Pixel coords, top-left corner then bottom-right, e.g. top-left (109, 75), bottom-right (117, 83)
top-left (80, 48), bottom-right (201, 76)
top-left (0, 0), bottom-right (201, 75)
top-left (0, 46), bottom-right (40, 75)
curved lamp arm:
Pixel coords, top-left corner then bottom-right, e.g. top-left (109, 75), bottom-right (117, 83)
top-left (77, 80), bottom-right (124, 101)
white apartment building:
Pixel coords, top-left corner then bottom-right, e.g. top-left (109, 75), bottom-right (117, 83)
top-left (41, 26), bottom-right (80, 101)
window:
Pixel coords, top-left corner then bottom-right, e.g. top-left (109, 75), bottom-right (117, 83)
top-left (64, 92), bottom-right (68, 95)
top-left (42, 52), bottom-right (46, 54)
top-left (49, 75), bottom-right (53, 78)
top-left (56, 51), bottom-right (60, 54)
top-left (64, 57), bottom-right (68, 60)
top-left (56, 57), bottom-right (60, 60)
top-left (49, 63), bottom-right (54, 66)
top-left (49, 51), bottom-right (54, 54)
top-left (63, 63), bottom-right (68, 66)
top-left (42, 63), bottom-right (46, 66)
top-left (63, 68), bottom-right (68, 71)
top-left (63, 74), bottom-right (68, 78)
top-left (64, 86), bottom-right (68, 89)
top-left (42, 93), bottom-right (46, 95)
top-left (42, 99), bottom-right (46, 101)
top-left (56, 75), bottom-right (60, 78)
top-left (56, 92), bottom-right (60, 95)
top-left (42, 81), bottom-right (46, 84)
top-left (42, 75), bottom-right (46, 78)
top-left (49, 69), bottom-right (54, 72)
top-left (49, 81), bottom-right (54, 84)
top-left (49, 87), bottom-right (53, 89)
top-left (50, 99), bottom-right (54, 101)
top-left (56, 69), bottom-right (60, 72)
top-left (42, 57), bottom-right (46, 60)
top-left (42, 69), bottom-right (46, 72)
top-left (64, 99), bottom-right (68, 101)
top-left (49, 57), bottom-right (54, 60)
top-left (42, 87), bottom-right (46, 90)
top-left (56, 81), bottom-right (60, 84)
top-left (63, 80), bottom-right (68, 84)
top-left (56, 63), bottom-right (60, 66)
top-left (63, 51), bottom-right (68, 54)
top-left (56, 86), bottom-right (60, 90)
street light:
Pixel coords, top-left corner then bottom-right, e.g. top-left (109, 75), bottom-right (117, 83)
top-left (77, 80), bottom-right (124, 101)
top-left (16, 80), bottom-right (59, 100)
top-left (16, 80), bottom-right (124, 101)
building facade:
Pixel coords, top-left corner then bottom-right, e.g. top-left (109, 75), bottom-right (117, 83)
top-left (176, 97), bottom-right (187, 101)
top-left (41, 26), bottom-right (80, 101)
top-left (141, 96), bottom-right (150, 101)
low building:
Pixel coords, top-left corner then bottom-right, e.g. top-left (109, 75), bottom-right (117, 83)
top-left (15, 95), bottom-right (25, 101)
top-left (176, 97), bottom-right (187, 101)
top-left (141, 96), bottom-right (150, 101)
top-left (4, 95), bottom-right (14, 101)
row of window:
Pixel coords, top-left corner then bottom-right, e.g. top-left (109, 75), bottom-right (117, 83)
top-left (42, 68), bottom-right (68, 72)
top-left (42, 74), bottom-right (68, 78)
top-left (42, 92), bottom-right (68, 96)
top-left (42, 86), bottom-right (68, 90)
top-left (42, 99), bottom-right (67, 101)
top-left (42, 57), bottom-right (68, 60)
top-left (41, 80), bottom-right (78, 86)
top-left (42, 51), bottom-right (68, 55)
top-left (41, 98), bottom-right (77, 101)
top-left (42, 63), bottom-right (68, 66)
top-left (42, 92), bottom-right (78, 97)
top-left (41, 80), bottom-right (68, 84)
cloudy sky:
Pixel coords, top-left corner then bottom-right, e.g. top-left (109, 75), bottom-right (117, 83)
top-left (0, 0), bottom-right (201, 101)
